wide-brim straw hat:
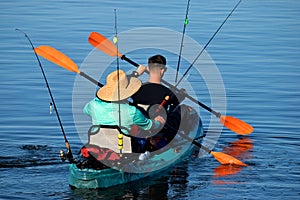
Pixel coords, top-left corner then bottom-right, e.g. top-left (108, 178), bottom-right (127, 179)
top-left (97, 70), bottom-right (142, 101)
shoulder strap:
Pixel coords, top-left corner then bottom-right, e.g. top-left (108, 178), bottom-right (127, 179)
top-left (87, 124), bottom-right (131, 137)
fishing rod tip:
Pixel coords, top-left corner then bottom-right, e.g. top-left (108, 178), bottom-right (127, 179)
top-left (15, 28), bottom-right (25, 35)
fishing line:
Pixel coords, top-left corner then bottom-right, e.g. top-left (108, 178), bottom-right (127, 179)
top-left (16, 28), bottom-right (74, 162)
top-left (175, 0), bottom-right (190, 85)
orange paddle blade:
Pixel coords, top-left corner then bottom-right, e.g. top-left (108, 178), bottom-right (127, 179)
top-left (34, 46), bottom-right (79, 73)
top-left (88, 32), bottom-right (122, 57)
top-left (220, 116), bottom-right (254, 135)
top-left (210, 151), bottom-right (247, 166)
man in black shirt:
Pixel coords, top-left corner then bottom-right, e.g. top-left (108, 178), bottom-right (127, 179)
top-left (132, 55), bottom-right (180, 112)
top-left (131, 55), bottom-right (184, 152)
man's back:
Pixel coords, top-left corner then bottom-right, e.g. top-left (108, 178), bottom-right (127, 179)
top-left (132, 82), bottom-right (179, 109)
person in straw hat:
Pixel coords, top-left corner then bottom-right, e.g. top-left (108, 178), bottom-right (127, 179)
top-left (84, 70), bottom-right (165, 136)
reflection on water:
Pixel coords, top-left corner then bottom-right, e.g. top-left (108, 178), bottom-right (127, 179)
top-left (223, 137), bottom-right (254, 159)
top-left (212, 137), bottom-right (253, 184)
top-left (214, 165), bottom-right (243, 178)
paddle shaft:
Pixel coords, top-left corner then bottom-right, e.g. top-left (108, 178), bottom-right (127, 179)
top-left (164, 121), bottom-right (212, 154)
top-left (177, 131), bottom-right (211, 152)
top-left (121, 55), bottom-right (139, 67)
top-left (120, 55), bottom-right (221, 118)
top-left (80, 71), bottom-right (104, 87)
top-left (16, 29), bottom-right (74, 161)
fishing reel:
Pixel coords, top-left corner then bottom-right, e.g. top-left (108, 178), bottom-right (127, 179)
top-left (59, 149), bottom-right (75, 163)
top-left (59, 149), bottom-right (66, 162)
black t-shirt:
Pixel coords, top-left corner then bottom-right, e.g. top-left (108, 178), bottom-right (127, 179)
top-left (131, 83), bottom-right (179, 112)
top-left (131, 82), bottom-right (184, 153)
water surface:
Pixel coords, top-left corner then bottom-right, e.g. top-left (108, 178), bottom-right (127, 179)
top-left (0, 0), bottom-right (299, 199)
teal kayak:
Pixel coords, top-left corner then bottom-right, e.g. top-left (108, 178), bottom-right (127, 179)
top-left (69, 107), bottom-right (203, 189)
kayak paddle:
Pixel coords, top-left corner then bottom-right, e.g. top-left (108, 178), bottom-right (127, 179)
top-left (176, 130), bottom-right (247, 166)
top-left (34, 45), bottom-right (146, 87)
top-left (87, 32), bottom-right (253, 135)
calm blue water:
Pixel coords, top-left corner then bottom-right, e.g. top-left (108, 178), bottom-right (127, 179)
top-left (0, 0), bottom-right (299, 199)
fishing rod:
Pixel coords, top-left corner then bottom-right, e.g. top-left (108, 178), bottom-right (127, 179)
top-left (174, 0), bottom-right (242, 88)
top-left (113, 9), bottom-right (124, 154)
top-left (16, 29), bottom-right (74, 162)
top-left (175, 0), bottom-right (191, 85)
top-left (157, 0), bottom-right (243, 119)
top-left (158, 0), bottom-right (242, 110)
top-left (158, 0), bottom-right (245, 132)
